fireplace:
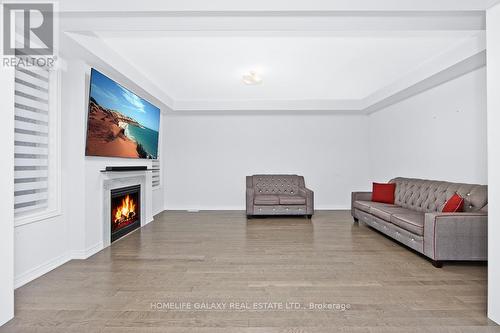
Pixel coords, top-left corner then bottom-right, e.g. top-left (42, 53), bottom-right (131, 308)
top-left (110, 185), bottom-right (141, 243)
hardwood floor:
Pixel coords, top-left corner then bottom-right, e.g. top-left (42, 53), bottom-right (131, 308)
top-left (1, 210), bottom-right (498, 332)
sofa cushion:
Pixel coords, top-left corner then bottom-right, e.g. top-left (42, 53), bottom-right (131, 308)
top-left (353, 200), bottom-right (395, 214)
top-left (372, 182), bottom-right (396, 204)
top-left (390, 213), bottom-right (425, 236)
top-left (353, 200), bottom-right (371, 213)
top-left (253, 175), bottom-right (300, 195)
top-left (442, 193), bottom-right (464, 212)
top-left (254, 195), bottom-right (279, 205)
top-left (391, 177), bottom-right (487, 213)
top-left (369, 206), bottom-right (414, 221)
top-left (279, 195), bottom-right (306, 205)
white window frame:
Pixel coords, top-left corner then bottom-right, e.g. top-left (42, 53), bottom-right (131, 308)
top-left (14, 69), bottom-right (61, 227)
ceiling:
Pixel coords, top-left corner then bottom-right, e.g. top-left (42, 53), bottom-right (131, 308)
top-left (60, 1), bottom-right (495, 112)
top-left (56, 0), bottom-right (500, 12)
top-left (96, 32), bottom-right (475, 101)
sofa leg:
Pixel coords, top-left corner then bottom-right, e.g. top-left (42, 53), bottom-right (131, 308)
top-left (432, 260), bottom-right (443, 268)
top-left (353, 217), bottom-right (359, 223)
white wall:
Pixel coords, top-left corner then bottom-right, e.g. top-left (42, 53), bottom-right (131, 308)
top-left (66, 57), bottom-right (166, 254)
top-left (63, 58), bottom-right (87, 260)
top-left (70, 57), bottom-right (167, 254)
top-left (11, 48), bottom-right (489, 295)
top-left (13, 63), bottom-right (76, 288)
top-left (368, 67), bottom-right (487, 184)
top-left (164, 68), bottom-right (488, 211)
top-left (164, 114), bottom-right (370, 210)
top-left (12, 36), bottom-right (168, 288)
top-left (0, 68), bottom-right (15, 325)
top-left (153, 113), bottom-right (167, 216)
top-left (487, 3), bottom-right (500, 325)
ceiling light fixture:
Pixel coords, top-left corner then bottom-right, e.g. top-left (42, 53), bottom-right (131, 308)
top-left (242, 71), bottom-right (262, 85)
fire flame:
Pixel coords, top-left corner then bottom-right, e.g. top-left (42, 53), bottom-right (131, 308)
top-left (114, 194), bottom-right (136, 223)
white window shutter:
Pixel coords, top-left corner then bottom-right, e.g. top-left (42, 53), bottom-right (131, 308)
top-left (152, 159), bottom-right (160, 188)
top-left (14, 67), bottom-right (50, 214)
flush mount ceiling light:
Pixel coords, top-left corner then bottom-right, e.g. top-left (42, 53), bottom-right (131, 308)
top-left (242, 71), bottom-right (262, 85)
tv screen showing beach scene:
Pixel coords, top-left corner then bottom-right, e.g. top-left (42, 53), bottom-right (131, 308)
top-left (85, 69), bottom-right (160, 159)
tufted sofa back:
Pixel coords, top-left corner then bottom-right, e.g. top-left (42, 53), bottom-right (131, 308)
top-left (390, 177), bottom-right (488, 213)
top-left (250, 174), bottom-right (305, 195)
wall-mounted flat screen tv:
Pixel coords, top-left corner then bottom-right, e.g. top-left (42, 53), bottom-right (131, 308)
top-left (85, 68), bottom-right (160, 159)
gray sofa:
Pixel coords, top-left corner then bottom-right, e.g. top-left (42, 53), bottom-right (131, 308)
top-left (246, 174), bottom-right (314, 217)
top-left (351, 177), bottom-right (488, 267)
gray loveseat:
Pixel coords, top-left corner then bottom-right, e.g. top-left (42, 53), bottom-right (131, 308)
top-left (351, 177), bottom-right (488, 267)
top-left (246, 174), bottom-right (314, 218)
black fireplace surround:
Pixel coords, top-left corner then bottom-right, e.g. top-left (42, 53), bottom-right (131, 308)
top-left (110, 185), bottom-right (141, 243)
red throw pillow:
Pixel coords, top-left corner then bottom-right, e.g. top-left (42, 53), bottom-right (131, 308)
top-left (442, 193), bottom-right (464, 212)
top-left (372, 183), bottom-right (396, 204)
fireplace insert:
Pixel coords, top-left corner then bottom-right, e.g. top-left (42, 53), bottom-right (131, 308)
top-left (110, 185), bottom-right (141, 242)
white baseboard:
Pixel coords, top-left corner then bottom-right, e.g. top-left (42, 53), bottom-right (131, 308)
top-left (488, 313), bottom-right (500, 326)
top-left (162, 206), bottom-right (351, 211)
top-left (315, 206), bottom-right (351, 210)
top-left (0, 314), bottom-right (13, 328)
top-left (15, 252), bottom-right (71, 289)
top-left (164, 206), bottom-right (243, 211)
top-left (71, 241), bottom-right (103, 260)
top-left (153, 205), bottom-right (164, 217)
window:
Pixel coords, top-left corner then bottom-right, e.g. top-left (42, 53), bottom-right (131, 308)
top-left (14, 67), bottom-right (60, 225)
top-left (152, 159), bottom-right (160, 189)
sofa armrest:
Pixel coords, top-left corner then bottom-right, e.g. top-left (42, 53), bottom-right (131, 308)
top-left (423, 212), bottom-right (488, 261)
top-left (351, 192), bottom-right (372, 214)
top-left (246, 188), bottom-right (255, 215)
top-left (299, 188), bottom-right (314, 215)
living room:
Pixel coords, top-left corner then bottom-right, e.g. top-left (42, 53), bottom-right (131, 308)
top-left (1, 0), bottom-right (500, 331)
